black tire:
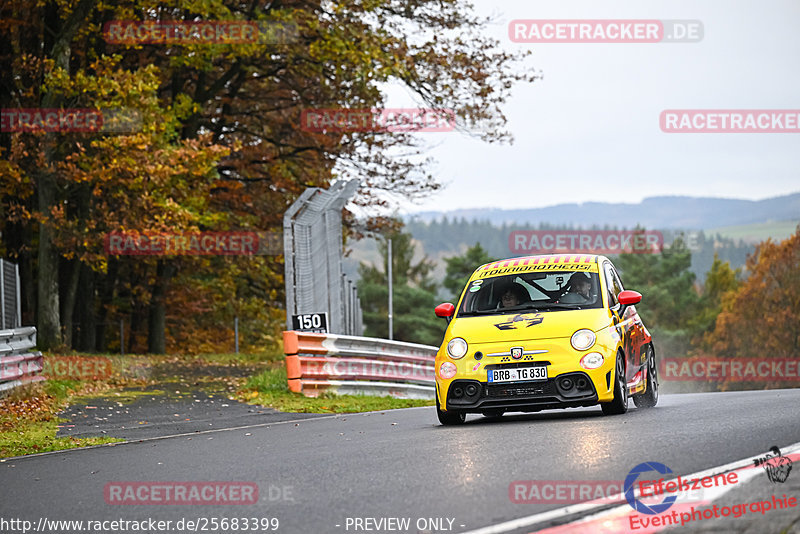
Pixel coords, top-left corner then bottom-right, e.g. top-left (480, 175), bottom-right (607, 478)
top-left (633, 344), bottom-right (658, 409)
top-left (602, 351), bottom-right (629, 415)
top-left (437, 396), bottom-right (466, 425)
top-left (481, 409), bottom-right (505, 418)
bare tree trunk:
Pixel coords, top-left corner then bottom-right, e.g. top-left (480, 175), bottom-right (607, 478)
top-left (147, 260), bottom-right (176, 354)
top-left (35, 0), bottom-right (97, 349)
top-left (76, 264), bottom-right (96, 351)
top-left (60, 258), bottom-right (81, 348)
top-left (95, 258), bottom-right (118, 351)
top-left (36, 168), bottom-right (61, 349)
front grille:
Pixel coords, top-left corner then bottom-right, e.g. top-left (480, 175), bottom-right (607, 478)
top-left (484, 361), bottom-right (552, 370)
top-left (486, 381), bottom-right (556, 397)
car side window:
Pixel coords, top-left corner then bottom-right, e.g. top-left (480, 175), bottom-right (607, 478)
top-left (611, 266), bottom-right (625, 293)
top-left (604, 263), bottom-right (620, 307)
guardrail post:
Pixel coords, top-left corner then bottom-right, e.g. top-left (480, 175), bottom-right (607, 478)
top-left (282, 330), bottom-right (302, 393)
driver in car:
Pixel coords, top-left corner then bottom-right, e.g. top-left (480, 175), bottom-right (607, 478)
top-left (560, 272), bottom-right (593, 304)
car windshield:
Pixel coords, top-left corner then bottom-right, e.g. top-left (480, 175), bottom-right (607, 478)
top-left (458, 270), bottom-right (602, 316)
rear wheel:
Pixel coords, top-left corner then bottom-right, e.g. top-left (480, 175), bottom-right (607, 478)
top-left (437, 396), bottom-right (466, 425)
top-left (602, 351), bottom-right (629, 415)
top-left (633, 344), bottom-right (658, 409)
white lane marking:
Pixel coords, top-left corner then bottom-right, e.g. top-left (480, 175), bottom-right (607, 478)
top-left (459, 441), bottom-right (800, 534)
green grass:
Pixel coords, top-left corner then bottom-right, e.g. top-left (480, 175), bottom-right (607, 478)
top-left (0, 380), bottom-right (122, 458)
top-left (239, 365), bottom-right (434, 413)
top-left (708, 220), bottom-right (799, 242)
top-left (0, 420), bottom-right (120, 458)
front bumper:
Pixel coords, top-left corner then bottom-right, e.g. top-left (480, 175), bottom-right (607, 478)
top-left (443, 370), bottom-right (599, 412)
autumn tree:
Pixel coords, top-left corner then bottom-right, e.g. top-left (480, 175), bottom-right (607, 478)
top-left (689, 254), bottom-right (740, 348)
top-left (1, 0), bottom-right (534, 352)
top-left (706, 228), bottom-right (800, 359)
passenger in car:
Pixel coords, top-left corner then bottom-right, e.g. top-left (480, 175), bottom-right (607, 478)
top-left (498, 282), bottom-right (530, 308)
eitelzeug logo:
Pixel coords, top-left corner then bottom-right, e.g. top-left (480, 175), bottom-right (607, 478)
top-left (754, 446), bottom-right (793, 484)
top-left (624, 462), bottom-right (677, 515)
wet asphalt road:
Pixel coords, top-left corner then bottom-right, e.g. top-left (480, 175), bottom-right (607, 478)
top-left (2, 390), bottom-right (800, 534)
top-left (55, 387), bottom-right (325, 440)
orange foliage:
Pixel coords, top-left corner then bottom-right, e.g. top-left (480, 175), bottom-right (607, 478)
top-left (706, 228), bottom-right (800, 360)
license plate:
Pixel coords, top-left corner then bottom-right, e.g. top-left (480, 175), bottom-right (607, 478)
top-left (487, 366), bottom-right (548, 383)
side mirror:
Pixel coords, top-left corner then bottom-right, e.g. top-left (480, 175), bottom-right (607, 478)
top-left (434, 303), bottom-right (455, 324)
top-left (618, 290), bottom-right (642, 306)
top-left (617, 290), bottom-right (642, 315)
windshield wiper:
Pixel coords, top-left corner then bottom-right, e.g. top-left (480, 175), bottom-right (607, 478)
top-left (502, 304), bottom-right (542, 313)
top-left (459, 309), bottom-right (504, 316)
top-left (460, 305), bottom-right (542, 316)
top-left (536, 303), bottom-right (584, 311)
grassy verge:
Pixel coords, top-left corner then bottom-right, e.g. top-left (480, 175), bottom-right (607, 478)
top-left (238, 364), bottom-right (434, 413)
top-left (0, 380), bottom-right (123, 458)
top-left (1, 351), bottom-right (431, 457)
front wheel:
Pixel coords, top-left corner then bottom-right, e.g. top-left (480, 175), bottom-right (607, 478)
top-left (437, 396), bottom-right (466, 425)
top-left (602, 351), bottom-right (629, 415)
top-left (633, 344), bottom-right (658, 409)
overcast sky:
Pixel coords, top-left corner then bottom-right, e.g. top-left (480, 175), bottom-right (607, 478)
top-left (376, 0), bottom-right (800, 214)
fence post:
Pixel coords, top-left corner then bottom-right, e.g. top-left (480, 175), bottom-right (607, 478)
top-left (0, 259), bottom-right (5, 329)
top-left (388, 238), bottom-right (393, 340)
top-left (234, 316), bottom-right (239, 354)
top-left (15, 262), bottom-right (21, 328)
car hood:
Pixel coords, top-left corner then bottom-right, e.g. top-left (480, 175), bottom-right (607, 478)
top-left (449, 309), bottom-right (609, 344)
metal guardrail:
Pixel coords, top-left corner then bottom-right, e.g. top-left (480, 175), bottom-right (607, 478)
top-left (283, 330), bottom-right (437, 399)
top-left (0, 327), bottom-right (45, 393)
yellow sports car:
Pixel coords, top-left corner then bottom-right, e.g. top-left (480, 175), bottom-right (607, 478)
top-left (433, 254), bottom-right (657, 425)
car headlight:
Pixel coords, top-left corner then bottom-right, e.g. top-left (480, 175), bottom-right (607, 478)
top-left (571, 329), bottom-right (596, 351)
top-left (439, 362), bottom-right (457, 379)
top-left (447, 337), bottom-right (468, 359)
top-left (580, 352), bottom-right (604, 370)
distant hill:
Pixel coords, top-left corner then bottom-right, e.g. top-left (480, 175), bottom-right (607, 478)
top-left (408, 192), bottom-right (800, 230)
